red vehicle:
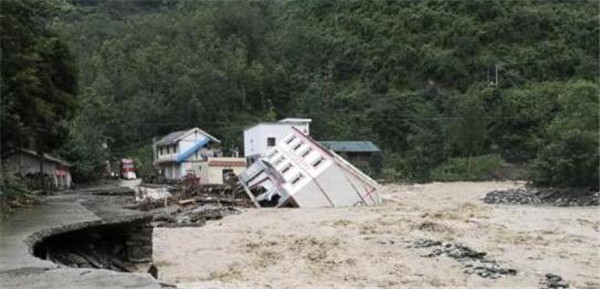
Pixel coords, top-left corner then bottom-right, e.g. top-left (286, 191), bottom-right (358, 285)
top-left (121, 159), bottom-right (137, 180)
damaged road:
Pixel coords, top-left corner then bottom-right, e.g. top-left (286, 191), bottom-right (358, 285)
top-left (0, 187), bottom-right (163, 289)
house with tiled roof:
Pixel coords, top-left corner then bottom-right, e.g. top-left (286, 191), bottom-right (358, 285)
top-left (153, 127), bottom-right (222, 181)
top-left (153, 127), bottom-right (247, 184)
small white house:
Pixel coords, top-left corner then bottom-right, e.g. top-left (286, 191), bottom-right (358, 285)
top-left (243, 118), bottom-right (311, 161)
top-left (238, 128), bottom-right (381, 208)
top-left (153, 128), bottom-right (222, 181)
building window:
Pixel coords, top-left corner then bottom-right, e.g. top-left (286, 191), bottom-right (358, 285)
top-left (167, 146), bottom-right (170, 154)
top-left (160, 147), bottom-right (164, 156)
top-left (266, 149), bottom-right (278, 159)
top-left (267, 137), bottom-right (276, 147)
top-left (313, 156), bottom-right (325, 168)
top-left (285, 135), bottom-right (296, 144)
top-left (174, 145), bottom-right (178, 154)
top-left (301, 147), bottom-right (313, 157)
top-left (273, 155), bottom-right (285, 166)
top-left (291, 173), bottom-right (304, 185)
top-left (293, 142), bottom-right (303, 151)
top-left (281, 163), bottom-right (292, 174)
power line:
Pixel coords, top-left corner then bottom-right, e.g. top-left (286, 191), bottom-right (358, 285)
top-left (122, 115), bottom-right (550, 127)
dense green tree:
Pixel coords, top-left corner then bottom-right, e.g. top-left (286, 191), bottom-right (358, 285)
top-left (40, 0), bottom-right (599, 185)
top-left (1, 0), bottom-right (78, 154)
top-left (1, 0), bottom-right (78, 190)
top-left (60, 88), bottom-right (110, 182)
top-left (531, 80), bottom-right (599, 188)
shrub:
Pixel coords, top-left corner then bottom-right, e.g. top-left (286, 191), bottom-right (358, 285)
top-left (431, 154), bottom-right (506, 181)
top-left (0, 171), bottom-right (30, 217)
top-left (381, 152), bottom-right (410, 182)
top-left (530, 81), bottom-right (599, 188)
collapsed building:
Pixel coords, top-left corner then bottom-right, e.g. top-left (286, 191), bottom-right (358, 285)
top-left (239, 127), bottom-right (381, 208)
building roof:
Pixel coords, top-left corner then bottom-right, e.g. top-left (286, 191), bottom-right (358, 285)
top-left (244, 117), bottom-right (312, 131)
top-left (319, 141), bottom-right (381, 153)
top-left (2, 148), bottom-right (72, 167)
top-left (156, 130), bottom-right (188, 145)
top-left (278, 118), bottom-right (312, 124)
top-left (155, 127), bottom-right (220, 146)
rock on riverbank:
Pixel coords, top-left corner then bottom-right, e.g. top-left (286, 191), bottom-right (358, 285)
top-left (483, 187), bottom-right (599, 206)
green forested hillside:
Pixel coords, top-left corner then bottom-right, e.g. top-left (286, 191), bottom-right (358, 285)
top-left (3, 0), bottom-right (598, 185)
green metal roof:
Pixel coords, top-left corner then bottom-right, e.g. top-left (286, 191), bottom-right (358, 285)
top-left (319, 141), bottom-right (381, 153)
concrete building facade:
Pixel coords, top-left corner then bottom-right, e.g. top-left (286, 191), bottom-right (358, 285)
top-left (243, 118), bottom-right (311, 161)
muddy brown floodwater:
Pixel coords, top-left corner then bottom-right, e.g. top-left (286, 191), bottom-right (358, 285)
top-left (153, 181), bottom-right (600, 288)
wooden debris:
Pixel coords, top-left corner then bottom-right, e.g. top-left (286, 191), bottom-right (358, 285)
top-left (178, 198), bottom-right (196, 206)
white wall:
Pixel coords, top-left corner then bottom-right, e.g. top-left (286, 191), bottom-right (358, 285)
top-left (259, 130), bottom-right (379, 208)
top-left (198, 158), bottom-right (246, 185)
top-left (244, 123), bottom-right (310, 158)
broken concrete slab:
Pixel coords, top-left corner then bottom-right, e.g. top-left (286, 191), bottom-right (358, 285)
top-left (135, 186), bottom-right (171, 202)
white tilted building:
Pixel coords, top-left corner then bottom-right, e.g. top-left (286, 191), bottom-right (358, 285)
top-left (243, 118), bottom-right (311, 162)
top-left (238, 127), bottom-right (381, 208)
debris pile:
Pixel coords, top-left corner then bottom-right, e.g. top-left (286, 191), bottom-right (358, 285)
top-left (540, 273), bottom-right (570, 289)
top-left (412, 239), bottom-right (517, 279)
top-left (125, 181), bottom-right (250, 227)
top-left (483, 187), bottom-right (599, 206)
top-left (150, 203), bottom-right (241, 227)
top-left (127, 181), bottom-right (252, 208)
top-left (46, 244), bottom-right (136, 272)
top-left (3, 193), bottom-right (40, 209)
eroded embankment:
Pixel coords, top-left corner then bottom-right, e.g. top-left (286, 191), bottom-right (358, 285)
top-left (29, 215), bottom-right (153, 273)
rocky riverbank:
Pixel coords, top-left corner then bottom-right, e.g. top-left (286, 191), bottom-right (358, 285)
top-left (411, 238), bottom-right (517, 279)
top-left (483, 187), bottom-right (599, 206)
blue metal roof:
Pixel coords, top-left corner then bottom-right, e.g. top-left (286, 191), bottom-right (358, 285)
top-left (319, 141), bottom-right (381, 153)
top-left (176, 136), bottom-right (210, 163)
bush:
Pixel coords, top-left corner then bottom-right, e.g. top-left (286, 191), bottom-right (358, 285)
top-left (530, 80), bottom-right (599, 188)
top-left (0, 172), bottom-right (31, 217)
top-left (381, 152), bottom-right (410, 182)
top-left (431, 154), bottom-right (506, 181)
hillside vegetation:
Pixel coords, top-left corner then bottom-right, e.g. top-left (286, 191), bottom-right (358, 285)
top-left (2, 0), bottom-right (598, 186)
